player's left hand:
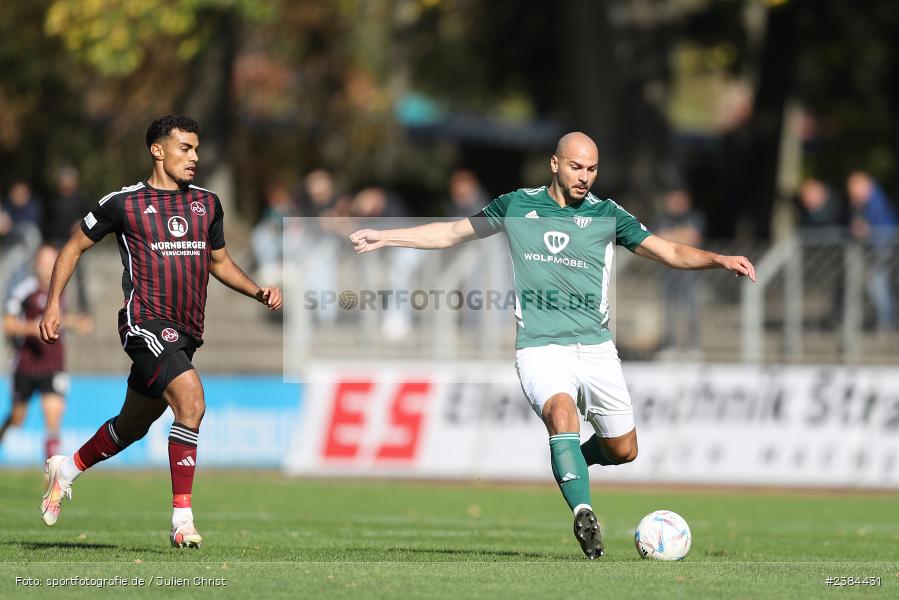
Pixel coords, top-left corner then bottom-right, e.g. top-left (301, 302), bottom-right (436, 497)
top-left (718, 255), bottom-right (756, 282)
top-left (256, 287), bottom-right (282, 311)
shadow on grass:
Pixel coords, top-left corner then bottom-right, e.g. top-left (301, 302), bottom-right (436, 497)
top-left (1, 541), bottom-right (168, 554)
top-left (349, 546), bottom-right (570, 560)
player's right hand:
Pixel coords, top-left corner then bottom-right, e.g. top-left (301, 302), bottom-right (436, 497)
top-left (348, 229), bottom-right (385, 254)
top-left (39, 306), bottom-right (61, 344)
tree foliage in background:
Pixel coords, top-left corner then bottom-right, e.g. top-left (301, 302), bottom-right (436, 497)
top-left (0, 0), bottom-right (896, 230)
top-left (45, 0), bottom-right (274, 75)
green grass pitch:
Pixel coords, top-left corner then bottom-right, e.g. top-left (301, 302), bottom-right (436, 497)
top-left (1, 470), bottom-right (896, 599)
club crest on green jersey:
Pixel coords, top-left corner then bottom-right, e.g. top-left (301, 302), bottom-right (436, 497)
top-left (573, 215), bottom-right (592, 228)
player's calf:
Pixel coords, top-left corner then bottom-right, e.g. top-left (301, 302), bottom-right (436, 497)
top-left (0, 401), bottom-right (28, 442)
top-left (114, 390), bottom-right (168, 442)
top-left (581, 429), bottom-right (638, 466)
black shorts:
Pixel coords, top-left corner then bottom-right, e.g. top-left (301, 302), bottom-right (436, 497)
top-left (12, 372), bottom-right (69, 403)
top-left (123, 320), bottom-right (199, 399)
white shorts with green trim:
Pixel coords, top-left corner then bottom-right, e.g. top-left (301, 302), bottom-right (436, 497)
top-left (515, 341), bottom-right (635, 438)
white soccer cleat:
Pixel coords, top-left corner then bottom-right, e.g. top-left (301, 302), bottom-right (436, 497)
top-left (41, 455), bottom-right (72, 526)
top-left (171, 521), bottom-right (203, 549)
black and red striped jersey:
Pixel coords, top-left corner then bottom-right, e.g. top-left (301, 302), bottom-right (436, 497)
top-left (5, 276), bottom-right (65, 375)
top-left (80, 181), bottom-right (225, 343)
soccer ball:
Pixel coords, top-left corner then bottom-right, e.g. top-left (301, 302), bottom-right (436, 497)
top-left (634, 510), bottom-right (692, 561)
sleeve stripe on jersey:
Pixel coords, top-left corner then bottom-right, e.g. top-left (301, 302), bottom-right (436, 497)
top-left (98, 182), bottom-right (144, 206)
top-left (608, 198), bottom-right (635, 218)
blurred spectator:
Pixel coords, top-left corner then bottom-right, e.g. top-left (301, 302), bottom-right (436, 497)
top-left (44, 167), bottom-right (93, 319)
top-left (1, 182), bottom-right (43, 293)
top-left (445, 169), bottom-right (492, 330)
top-left (44, 167), bottom-right (86, 246)
top-left (2, 181), bottom-right (43, 232)
top-left (795, 178), bottom-right (844, 238)
top-left (446, 169), bottom-right (489, 217)
top-left (289, 170), bottom-right (354, 327)
top-left (795, 178), bottom-right (844, 330)
top-left (351, 187), bottom-right (415, 340)
top-left (350, 186), bottom-right (407, 219)
top-left (655, 189), bottom-right (704, 355)
top-left (298, 169), bottom-right (345, 217)
top-left (251, 183), bottom-right (297, 285)
top-left (847, 171), bottom-right (897, 331)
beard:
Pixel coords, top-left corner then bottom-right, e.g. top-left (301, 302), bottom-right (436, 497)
top-left (168, 168), bottom-right (193, 190)
top-left (561, 181), bottom-right (589, 203)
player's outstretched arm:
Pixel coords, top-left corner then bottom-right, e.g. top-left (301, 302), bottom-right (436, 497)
top-left (210, 247), bottom-right (282, 310)
top-left (40, 229), bottom-right (96, 344)
top-left (634, 234), bottom-right (756, 282)
top-left (349, 219), bottom-right (478, 253)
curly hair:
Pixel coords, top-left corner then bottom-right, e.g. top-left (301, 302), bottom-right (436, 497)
top-left (145, 115), bottom-right (201, 148)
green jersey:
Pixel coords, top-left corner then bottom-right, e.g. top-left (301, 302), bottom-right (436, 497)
top-left (471, 186), bottom-right (651, 349)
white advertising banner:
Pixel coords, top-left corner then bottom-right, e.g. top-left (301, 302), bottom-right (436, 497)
top-left (284, 362), bottom-right (899, 488)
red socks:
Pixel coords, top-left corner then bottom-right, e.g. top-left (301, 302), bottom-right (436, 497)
top-left (168, 422), bottom-right (199, 507)
top-left (71, 418), bottom-right (200, 511)
top-left (73, 419), bottom-right (126, 470)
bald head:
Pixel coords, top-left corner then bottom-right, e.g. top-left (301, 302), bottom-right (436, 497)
top-left (550, 132), bottom-right (599, 204)
top-left (555, 132), bottom-right (598, 160)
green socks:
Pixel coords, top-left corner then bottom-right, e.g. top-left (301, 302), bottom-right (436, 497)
top-left (549, 433), bottom-right (592, 513)
top-left (580, 433), bottom-right (613, 466)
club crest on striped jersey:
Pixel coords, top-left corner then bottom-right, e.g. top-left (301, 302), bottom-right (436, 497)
top-left (543, 231), bottom-right (569, 254)
top-left (161, 328), bottom-right (180, 343)
top-left (167, 216), bottom-right (189, 238)
top-left (574, 215), bottom-right (592, 228)
top-left (190, 200), bottom-right (206, 216)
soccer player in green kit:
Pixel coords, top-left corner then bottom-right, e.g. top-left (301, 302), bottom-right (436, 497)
top-left (349, 132), bottom-right (756, 559)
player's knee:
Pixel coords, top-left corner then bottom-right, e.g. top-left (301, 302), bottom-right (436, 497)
top-left (174, 399), bottom-right (205, 428)
top-left (195, 402), bottom-right (206, 425)
top-left (542, 395), bottom-right (579, 434)
top-left (193, 397), bottom-right (206, 422)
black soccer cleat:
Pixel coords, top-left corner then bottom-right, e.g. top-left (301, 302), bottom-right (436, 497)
top-left (573, 507), bottom-right (604, 559)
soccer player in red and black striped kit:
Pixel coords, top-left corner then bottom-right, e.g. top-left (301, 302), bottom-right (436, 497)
top-left (1, 246), bottom-right (80, 460)
top-left (38, 115), bottom-right (282, 548)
